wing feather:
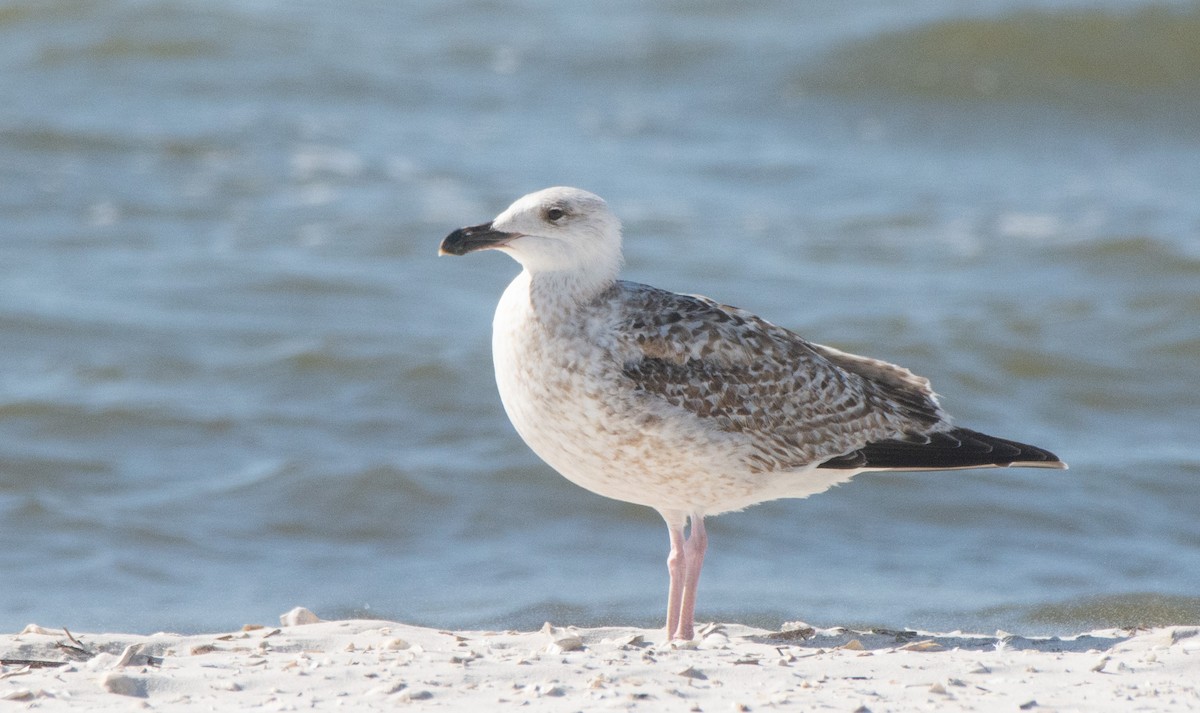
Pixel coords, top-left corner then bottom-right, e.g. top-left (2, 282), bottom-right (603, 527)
top-left (611, 283), bottom-right (947, 472)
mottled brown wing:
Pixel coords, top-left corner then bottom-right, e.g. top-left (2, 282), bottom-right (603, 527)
top-left (614, 283), bottom-right (946, 472)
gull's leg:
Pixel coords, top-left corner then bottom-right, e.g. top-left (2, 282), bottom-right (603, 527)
top-left (676, 512), bottom-right (708, 641)
top-left (659, 509), bottom-right (688, 640)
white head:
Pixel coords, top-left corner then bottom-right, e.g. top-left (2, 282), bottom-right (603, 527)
top-left (440, 187), bottom-right (623, 296)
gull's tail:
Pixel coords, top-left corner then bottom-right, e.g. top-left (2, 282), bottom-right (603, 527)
top-left (817, 427), bottom-right (1067, 471)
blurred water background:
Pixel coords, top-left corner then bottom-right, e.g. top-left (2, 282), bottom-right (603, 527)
top-left (2, 0), bottom-right (1198, 636)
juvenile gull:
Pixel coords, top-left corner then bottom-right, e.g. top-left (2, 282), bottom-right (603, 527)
top-left (440, 187), bottom-right (1066, 641)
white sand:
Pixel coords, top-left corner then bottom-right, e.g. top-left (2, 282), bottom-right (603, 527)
top-left (2, 608), bottom-right (1197, 711)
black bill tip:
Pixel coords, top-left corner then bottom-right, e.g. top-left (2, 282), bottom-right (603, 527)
top-left (439, 223), bottom-right (520, 256)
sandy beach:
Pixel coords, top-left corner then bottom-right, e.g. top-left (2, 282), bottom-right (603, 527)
top-left (2, 608), bottom-right (1196, 711)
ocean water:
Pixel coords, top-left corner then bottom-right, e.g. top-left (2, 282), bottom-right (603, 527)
top-left (1, 0), bottom-right (1198, 636)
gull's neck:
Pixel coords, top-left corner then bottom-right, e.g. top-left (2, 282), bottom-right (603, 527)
top-left (526, 267), bottom-right (618, 318)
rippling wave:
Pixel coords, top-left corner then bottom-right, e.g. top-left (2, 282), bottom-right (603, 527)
top-left (800, 5), bottom-right (1200, 112)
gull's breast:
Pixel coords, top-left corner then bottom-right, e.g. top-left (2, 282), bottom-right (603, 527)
top-left (490, 274), bottom-right (814, 513)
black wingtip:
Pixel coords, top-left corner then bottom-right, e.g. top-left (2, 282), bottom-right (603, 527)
top-left (817, 427), bottom-right (1066, 471)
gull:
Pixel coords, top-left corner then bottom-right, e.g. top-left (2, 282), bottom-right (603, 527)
top-left (439, 187), bottom-right (1066, 641)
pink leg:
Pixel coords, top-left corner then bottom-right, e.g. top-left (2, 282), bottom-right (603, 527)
top-left (664, 520), bottom-right (686, 640)
top-left (659, 510), bottom-right (707, 641)
top-left (676, 514), bottom-right (707, 641)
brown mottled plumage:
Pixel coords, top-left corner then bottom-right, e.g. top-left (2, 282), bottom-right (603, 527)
top-left (614, 283), bottom-right (948, 472)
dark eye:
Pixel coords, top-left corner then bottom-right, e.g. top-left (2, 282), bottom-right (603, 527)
top-left (546, 207), bottom-right (566, 222)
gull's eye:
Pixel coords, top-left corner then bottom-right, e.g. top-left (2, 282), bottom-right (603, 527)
top-left (545, 207), bottom-right (566, 222)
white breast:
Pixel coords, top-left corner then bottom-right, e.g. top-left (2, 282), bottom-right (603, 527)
top-left (490, 273), bottom-right (851, 515)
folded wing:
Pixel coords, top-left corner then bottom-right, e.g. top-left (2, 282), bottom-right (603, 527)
top-left (612, 282), bottom-right (1064, 473)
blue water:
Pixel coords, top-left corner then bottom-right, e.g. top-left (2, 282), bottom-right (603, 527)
top-left (1, 0), bottom-right (1198, 636)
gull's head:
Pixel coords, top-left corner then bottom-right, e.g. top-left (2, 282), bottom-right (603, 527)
top-left (440, 187), bottom-right (623, 287)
